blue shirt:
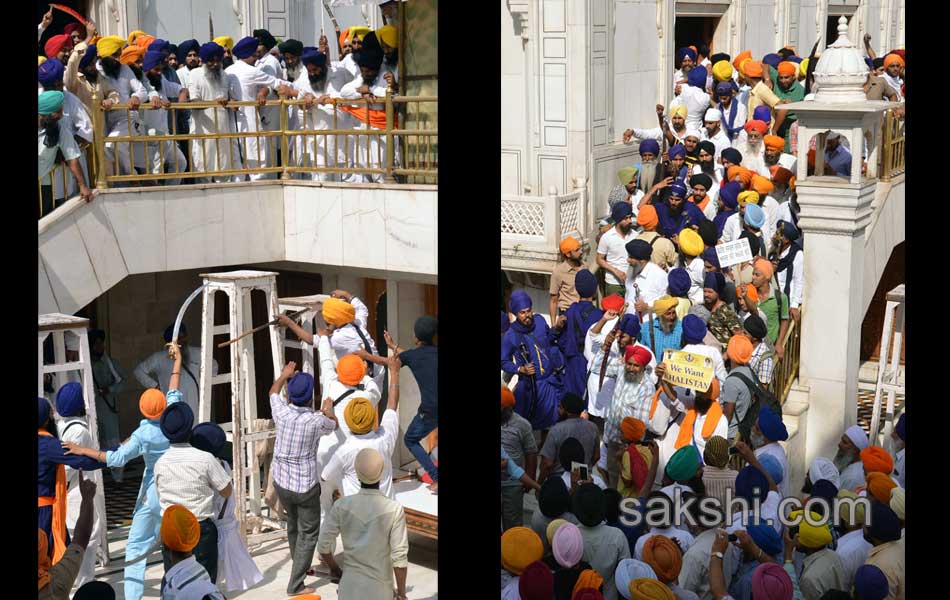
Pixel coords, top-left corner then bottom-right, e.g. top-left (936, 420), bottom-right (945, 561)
top-left (399, 345), bottom-right (438, 419)
top-left (637, 318), bottom-right (684, 363)
top-left (558, 301), bottom-right (604, 359)
top-left (38, 435), bottom-right (106, 498)
top-left (501, 315), bottom-right (558, 377)
top-left (825, 145), bottom-right (852, 177)
top-left (501, 446), bottom-right (525, 480)
top-left (654, 201), bottom-right (706, 238)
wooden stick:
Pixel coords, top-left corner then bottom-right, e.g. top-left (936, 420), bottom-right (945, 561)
top-left (217, 307), bottom-right (311, 349)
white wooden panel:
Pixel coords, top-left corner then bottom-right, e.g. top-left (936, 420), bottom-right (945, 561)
top-left (593, 57), bottom-right (607, 122)
top-left (501, 150), bottom-right (522, 195)
top-left (543, 0), bottom-right (566, 33)
top-left (543, 63), bottom-right (567, 122)
top-left (544, 126), bottom-right (567, 147)
top-left (544, 38), bottom-right (567, 58)
top-left (539, 156), bottom-right (567, 195)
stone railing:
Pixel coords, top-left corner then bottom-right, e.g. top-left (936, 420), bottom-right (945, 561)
top-left (501, 188), bottom-right (588, 273)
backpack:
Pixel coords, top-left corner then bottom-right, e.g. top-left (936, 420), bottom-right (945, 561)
top-left (728, 370), bottom-right (783, 443)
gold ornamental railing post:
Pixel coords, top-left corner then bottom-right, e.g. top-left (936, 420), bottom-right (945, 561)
top-left (92, 90), bottom-right (108, 189)
top-left (384, 88), bottom-right (395, 183)
top-left (279, 98), bottom-right (291, 180)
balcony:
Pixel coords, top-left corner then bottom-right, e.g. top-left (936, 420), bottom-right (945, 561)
top-left (500, 187), bottom-right (589, 274)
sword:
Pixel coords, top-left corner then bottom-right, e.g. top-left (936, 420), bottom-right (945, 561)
top-left (598, 302), bottom-right (629, 391)
top-left (168, 284), bottom-right (208, 358)
top-left (518, 341), bottom-right (539, 422)
top-left (217, 307), bottom-right (312, 349)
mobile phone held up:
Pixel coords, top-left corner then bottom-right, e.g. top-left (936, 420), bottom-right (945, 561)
top-left (572, 461), bottom-right (589, 482)
top-left (729, 446), bottom-right (740, 455)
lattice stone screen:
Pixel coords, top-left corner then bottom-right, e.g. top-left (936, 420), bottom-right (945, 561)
top-left (559, 195), bottom-right (580, 238)
top-left (501, 200), bottom-right (546, 237)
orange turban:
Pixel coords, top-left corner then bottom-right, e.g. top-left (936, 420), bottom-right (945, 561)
top-left (573, 569), bottom-right (605, 598)
top-left (139, 389), bottom-right (167, 420)
top-left (770, 166), bottom-right (794, 186)
top-left (751, 175), bottom-right (775, 195)
top-left (501, 527), bottom-right (544, 574)
top-left (336, 354), bottom-right (366, 386)
top-left (753, 256), bottom-right (774, 279)
top-left (860, 446), bottom-right (894, 474)
top-left (866, 472), bottom-right (898, 503)
top-left (501, 385), bottom-right (515, 408)
top-left (621, 417), bottom-right (646, 442)
top-left (119, 44), bottom-right (146, 65)
top-left (602, 294), bottom-right (625, 313)
top-left (733, 50), bottom-right (752, 70)
top-left (744, 120), bottom-right (768, 135)
top-left (560, 236), bottom-right (581, 255)
top-left (127, 30), bottom-right (147, 46)
top-left (637, 205), bottom-right (659, 231)
top-left (161, 505), bottom-right (200, 552)
top-left (38, 529), bottom-right (51, 590)
top-left (763, 135), bottom-right (785, 152)
top-left (742, 284), bottom-right (759, 304)
top-left (135, 34), bottom-right (156, 49)
top-left (727, 335), bottom-right (753, 365)
top-left (883, 53), bottom-right (904, 68)
top-left (629, 579), bottom-right (676, 600)
top-left (322, 297), bottom-right (356, 326)
top-left (704, 378), bottom-right (720, 402)
top-left (777, 61), bottom-right (797, 76)
top-left (743, 61), bottom-right (764, 78)
top-left (642, 535), bottom-right (683, 583)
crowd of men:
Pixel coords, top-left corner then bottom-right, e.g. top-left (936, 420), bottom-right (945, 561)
top-left (37, 1), bottom-right (403, 217)
top-left (501, 39), bottom-right (905, 600)
top-left (39, 290), bottom-right (439, 600)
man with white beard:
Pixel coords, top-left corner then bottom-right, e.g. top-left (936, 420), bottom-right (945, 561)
top-left (226, 36), bottom-right (295, 181)
top-left (734, 120), bottom-right (771, 177)
top-left (187, 42), bottom-right (244, 182)
top-left (292, 48), bottom-right (349, 181)
top-left (836, 425), bottom-right (870, 491)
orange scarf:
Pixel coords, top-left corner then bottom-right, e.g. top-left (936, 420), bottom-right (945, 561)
top-left (675, 401), bottom-right (724, 449)
top-left (649, 389), bottom-right (662, 419)
top-left (37, 429), bottom-right (68, 564)
top-left (339, 104), bottom-right (400, 131)
top-left (691, 194), bottom-right (710, 212)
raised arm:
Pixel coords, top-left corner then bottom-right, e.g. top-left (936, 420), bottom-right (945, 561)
top-left (168, 342), bottom-right (183, 391)
top-left (387, 355), bottom-right (401, 412)
top-left (269, 361), bottom-right (297, 397)
top-left (278, 313), bottom-right (315, 345)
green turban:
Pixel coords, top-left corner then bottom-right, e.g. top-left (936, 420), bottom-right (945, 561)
top-left (38, 90), bottom-right (65, 116)
top-left (665, 446), bottom-right (701, 483)
top-left (618, 166), bottom-right (639, 186)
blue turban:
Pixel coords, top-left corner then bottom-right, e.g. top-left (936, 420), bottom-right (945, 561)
top-left (149, 38), bottom-right (170, 54)
top-left (895, 413), bottom-right (905, 442)
top-left (677, 47), bottom-right (698, 64)
top-left (56, 382), bottom-right (85, 417)
top-left (288, 372), bottom-right (315, 406)
top-left (38, 397), bottom-right (52, 428)
top-left (626, 239), bottom-right (652, 260)
top-left (753, 105), bottom-right (772, 123)
top-left (191, 422), bottom-right (227, 455)
top-left (143, 50), bottom-right (165, 72)
top-left (682, 314), bottom-right (707, 344)
top-left (670, 179), bottom-right (688, 198)
top-left (79, 45), bottom-right (98, 70)
top-left (810, 479), bottom-right (838, 502)
top-left (575, 269), bottom-right (597, 298)
top-left (854, 565), bottom-right (889, 600)
top-left (762, 53), bottom-right (782, 69)
top-left (746, 523), bottom-right (783, 556)
top-left (611, 201), bottom-right (633, 223)
top-left (509, 290), bottom-right (532, 314)
top-left (720, 181), bottom-right (742, 209)
top-left (687, 66), bottom-right (708, 89)
top-left (720, 148), bottom-right (743, 166)
top-left (639, 139), bottom-right (660, 156)
top-left (199, 42), bottom-right (224, 63)
top-left (735, 465), bottom-right (769, 502)
top-left (778, 220), bottom-right (800, 241)
top-left (668, 268), bottom-right (691, 297)
top-left (160, 402), bottom-right (195, 443)
top-left (668, 144), bottom-right (686, 160)
top-left (177, 39), bottom-right (199, 62)
top-left (715, 81), bottom-right (734, 96)
top-left (703, 271), bottom-right (725, 294)
top-left (867, 502), bottom-right (901, 542)
top-left (744, 203), bottom-right (765, 229)
top-left (164, 323), bottom-right (186, 343)
top-left (233, 36), bottom-right (258, 59)
top-left (619, 314), bottom-right (641, 339)
top-left (758, 454), bottom-right (784, 484)
top-left (788, 55), bottom-right (803, 64)
top-left (702, 248), bottom-right (721, 270)
top-left (757, 405), bottom-right (788, 441)
top-left (501, 311), bottom-right (510, 334)
top-left (38, 58), bottom-right (65, 87)
top-left (301, 48), bottom-right (327, 67)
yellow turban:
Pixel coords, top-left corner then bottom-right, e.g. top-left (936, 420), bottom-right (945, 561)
top-left (348, 25), bottom-right (371, 42)
top-left (669, 105), bottom-right (688, 120)
top-left (629, 578), bottom-right (675, 600)
top-left (127, 30), bottom-right (147, 46)
top-left (799, 58), bottom-right (810, 78)
top-left (788, 510), bottom-right (832, 549)
top-left (97, 36), bottom-right (126, 59)
top-left (161, 505), bottom-right (200, 552)
top-left (712, 60), bottom-right (733, 82)
top-left (501, 526), bottom-right (543, 574)
top-left (837, 490), bottom-right (866, 525)
top-left (678, 229), bottom-right (704, 257)
top-left (322, 297), bottom-right (356, 326)
top-left (546, 518), bottom-right (569, 545)
top-left (653, 296), bottom-right (678, 316)
top-left (214, 36), bottom-right (235, 51)
top-left (737, 191), bottom-right (760, 207)
top-left (344, 397), bottom-right (378, 435)
top-left (38, 56), bottom-right (47, 66)
top-left (377, 24), bottom-right (398, 49)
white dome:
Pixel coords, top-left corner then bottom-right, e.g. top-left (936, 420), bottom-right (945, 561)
top-left (813, 16), bottom-right (869, 103)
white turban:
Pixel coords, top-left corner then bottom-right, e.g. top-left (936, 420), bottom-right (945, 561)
top-left (684, 128), bottom-right (703, 141)
top-left (704, 108), bottom-right (722, 122)
top-left (615, 559), bottom-right (658, 599)
top-left (889, 487), bottom-right (905, 520)
top-left (808, 457), bottom-right (840, 488)
top-left (844, 425), bottom-right (870, 450)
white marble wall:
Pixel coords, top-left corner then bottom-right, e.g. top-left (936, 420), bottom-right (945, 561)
top-left (862, 178), bottom-right (904, 316)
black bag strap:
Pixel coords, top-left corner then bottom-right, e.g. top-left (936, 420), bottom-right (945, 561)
top-left (348, 323), bottom-right (376, 376)
top-left (62, 420), bottom-right (88, 438)
top-left (333, 386), bottom-right (362, 408)
top-left (217, 493), bottom-right (230, 521)
top-left (182, 362), bottom-right (200, 391)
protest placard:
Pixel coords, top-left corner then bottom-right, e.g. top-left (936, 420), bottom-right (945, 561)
top-left (662, 349), bottom-right (715, 392)
top-left (715, 239), bottom-right (754, 269)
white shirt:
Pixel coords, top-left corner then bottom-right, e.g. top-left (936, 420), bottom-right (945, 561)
top-left (701, 127), bottom-right (732, 163)
top-left (755, 442), bottom-right (789, 499)
top-left (38, 119), bottom-right (81, 181)
top-left (133, 347), bottom-right (217, 417)
top-left (339, 72), bottom-right (390, 115)
top-left (324, 298), bottom-right (384, 391)
top-left (685, 256), bottom-right (706, 305)
top-left (321, 409), bottom-right (400, 499)
top-left (835, 529), bottom-right (873, 585)
top-left (775, 201), bottom-right (795, 230)
top-left (154, 443), bottom-right (232, 520)
top-left (624, 261), bottom-right (669, 316)
top-left (718, 100), bottom-right (747, 142)
top-left (670, 85), bottom-right (712, 132)
top-left (839, 461), bottom-right (866, 492)
top-left (176, 65), bottom-right (196, 89)
top-left (96, 60), bottom-right (157, 131)
top-left (143, 77), bottom-right (183, 134)
top-left (317, 334), bottom-right (382, 437)
top-left (291, 65), bottom-right (348, 117)
top-left (58, 417), bottom-right (94, 488)
top-left (226, 60), bottom-right (287, 134)
top-left (161, 556), bottom-right (224, 600)
top-left (340, 53), bottom-right (360, 82)
top-left (775, 244), bottom-right (804, 309)
top-left (719, 212), bottom-right (743, 244)
top-left (894, 448), bottom-right (905, 488)
top-left (731, 142), bottom-right (770, 178)
top-left (760, 194), bottom-right (780, 243)
top-left (38, 87), bottom-right (94, 144)
top-left (256, 52), bottom-right (283, 78)
top-left (599, 227), bottom-right (638, 286)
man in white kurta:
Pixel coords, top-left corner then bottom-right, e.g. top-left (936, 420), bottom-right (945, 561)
top-left (291, 49), bottom-right (350, 181)
top-left (133, 327), bottom-right (217, 417)
top-left (186, 43), bottom-right (243, 182)
top-left (39, 61), bottom-right (94, 200)
top-left (38, 91), bottom-right (93, 212)
top-left (701, 108), bottom-right (732, 162)
top-left (142, 51), bottom-right (189, 184)
top-left (227, 37), bottom-right (294, 181)
top-left (338, 46), bottom-right (392, 183)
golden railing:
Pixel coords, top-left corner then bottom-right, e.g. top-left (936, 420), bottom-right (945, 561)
top-left (769, 309), bottom-right (802, 405)
top-left (879, 108), bottom-right (905, 182)
top-left (37, 143), bottom-right (99, 219)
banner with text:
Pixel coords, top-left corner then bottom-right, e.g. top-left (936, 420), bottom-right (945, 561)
top-left (662, 349), bottom-right (715, 392)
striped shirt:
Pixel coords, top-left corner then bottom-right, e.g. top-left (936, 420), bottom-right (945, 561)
top-left (271, 393), bottom-right (338, 493)
top-left (602, 364), bottom-right (656, 446)
top-left (749, 342), bottom-right (775, 386)
top-left (160, 555), bottom-right (225, 600)
top-left (154, 444), bottom-right (231, 520)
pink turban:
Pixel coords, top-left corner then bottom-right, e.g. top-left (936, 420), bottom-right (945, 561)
top-left (552, 522), bottom-right (584, 568)
top-left (751, 563), bottom-right (793, 599)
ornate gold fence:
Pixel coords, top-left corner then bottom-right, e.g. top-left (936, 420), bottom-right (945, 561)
top-left (879, 108), bottom-right (905, 181)
top-left (769, 311), bottom-right (802, 404)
